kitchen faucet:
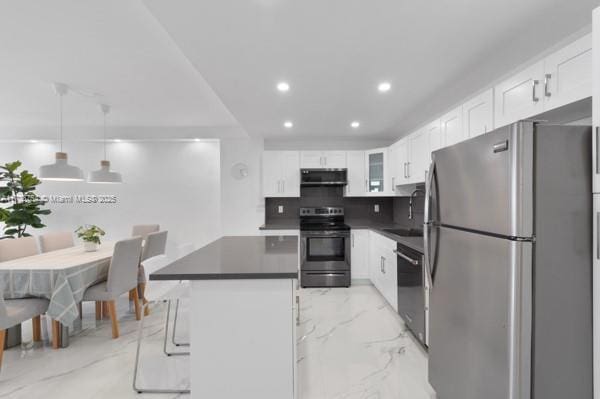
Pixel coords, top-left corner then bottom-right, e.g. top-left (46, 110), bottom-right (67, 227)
top-left (408, 188), bottom-right (425, 220)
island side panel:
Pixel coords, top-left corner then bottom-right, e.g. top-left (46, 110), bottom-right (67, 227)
top-left (190, 278), bottom-right (296, 399)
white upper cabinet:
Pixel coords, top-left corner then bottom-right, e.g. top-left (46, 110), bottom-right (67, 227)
top-left (495, 33), bottom-right (592, 129)
top-left (300, 151), bottom-right (346, 169)
top-left (440, 107), bottom-right (464, 147)
top-left (345, 151), bottom-right (366, 197)
top-left (365, 148), bottom-right (389, 195)
top-left (463, 89), bottom-right (494, 139)
top-left (389, 139), bottom-right (409, 190)
top-left (408, 128), bottom-right (430, 184)
top-left (426, 119), bottom-right (443, 153)
top-left (262, 151), bottom-right (300, 197)
top-left (494, 61), bottom-right (545, 128)
top-left (543, 34), bottom-right (592, 111)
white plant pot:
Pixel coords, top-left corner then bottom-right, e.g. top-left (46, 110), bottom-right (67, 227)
top-left (84, 242), bottom-right (99, 252)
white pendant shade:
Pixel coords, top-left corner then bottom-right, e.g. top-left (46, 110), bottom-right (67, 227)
top-left (39, 152), bottom-right (85, 181)
top-left (88, 160), bottom-right (123, 184)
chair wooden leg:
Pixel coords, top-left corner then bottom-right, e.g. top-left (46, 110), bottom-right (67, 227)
top-left (131, 288), bottom-right (141, 321)
top-left (140, 282), bottom-right (150, 316)
top-left (51, 320), bottom-right (61, 349)
top-left (107, 300), bottom-right (119, 339)
top-left (95, 301), bottom-right (102, 320)
top-left (0, 329), bottom-right (5, 370)
top-left (32, 316), bottom-right (42, 342)
top-left (102, 301), bottom-right (110, 319)
top-left (129, 290), bottom-right (134, 301)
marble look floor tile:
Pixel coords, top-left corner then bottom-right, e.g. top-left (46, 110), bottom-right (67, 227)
top-left (0, 285), bottom-right (435, 399)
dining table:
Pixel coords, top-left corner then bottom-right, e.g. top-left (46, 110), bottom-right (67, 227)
top-left (0, 242), bottom-right (115, 348)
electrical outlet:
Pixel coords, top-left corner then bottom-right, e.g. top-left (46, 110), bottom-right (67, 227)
top-left (278, 205), bottom-right (284, 214)
top-left (374, 204), bottom-right (380, 213)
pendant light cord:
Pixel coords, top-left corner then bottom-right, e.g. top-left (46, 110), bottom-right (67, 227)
top-left (103, 112), bottom-right (107, 160)
top-left (58, 93), bottom-right (63, 152)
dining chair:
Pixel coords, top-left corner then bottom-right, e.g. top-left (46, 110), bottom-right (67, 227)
top-left (39, 231), bottom-right (74, 253)
top-left (82, 237), bottom-right (143, 339)
top-left (131, 224), bottom-right (160, 241)
top-left (0, 236), bottom-right (39, 262)
top-left (0, 293), bottom-right (49, 371)
top-left (132, 254), bottom-right (190, 394)
top-left (138, 231), bottom-right (168, 313)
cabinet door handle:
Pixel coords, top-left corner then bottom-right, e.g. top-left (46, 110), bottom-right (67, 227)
top-left (544, 74), bottom-right (552, 98)
top-left (403, 163), bottom-right (407, 178)
top-left (532, 79), bottom-right (540, 103)
top-left (365, 179), bottom-right (368, 192)
top-left (282, 180), bottom-right (285, 193)
top-left (352, 233), bottom-right (355, 248)
top-left (407, 162), bottom-right (410, 178)
top-left (382, 256), bottom-right (386, 274)
top-left (392, 177), bottom-right (395, 191)
top-left (277, 180), bottom-right (281, 193)
top-left (324, 157), bottom-right (327, 166)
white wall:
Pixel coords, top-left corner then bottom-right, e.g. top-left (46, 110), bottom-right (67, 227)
top-left (220, 137), bottom-right (265, 235)
top-left (0, 140), bottom-right (221, 248)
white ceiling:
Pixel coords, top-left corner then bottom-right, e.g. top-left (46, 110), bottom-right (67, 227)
top-left (144, 0), bottom-right (599, 141)
top-left (0, 0), bottom-right (243, 139)
top-left (1, 0), bottom-right (598, 142)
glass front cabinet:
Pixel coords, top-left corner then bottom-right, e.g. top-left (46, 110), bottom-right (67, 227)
top-left (365, 148), bottom-right (388, 195)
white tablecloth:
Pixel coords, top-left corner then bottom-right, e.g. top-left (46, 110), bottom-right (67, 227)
top-left (0, 243), bottom-right (115, 325)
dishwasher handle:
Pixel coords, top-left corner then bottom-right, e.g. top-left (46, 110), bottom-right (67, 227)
top-left (393, 249), bottom-right (420, 265)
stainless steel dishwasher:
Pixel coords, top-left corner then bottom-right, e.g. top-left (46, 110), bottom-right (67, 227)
top-left (394, 242), bottom-right (427, 347)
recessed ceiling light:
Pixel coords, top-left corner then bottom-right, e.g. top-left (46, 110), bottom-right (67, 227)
top-left (194, 138), bottom-right (201, 142)
top-left (114, 139), bottom-right (122, 142)
top-left (284, 121), bottom-right (293, 128)
top-left (351, 121), bottom-right (360, 128)
top-left (277, 82), bottom-right (290, 92)
top-left (378, 82), bottom-right (391, 93)
top-left (29, 139), bottom-right (38, 143)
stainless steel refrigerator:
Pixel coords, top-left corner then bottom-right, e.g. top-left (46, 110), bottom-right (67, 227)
top-left (425, 121), bottom-right (593, 399)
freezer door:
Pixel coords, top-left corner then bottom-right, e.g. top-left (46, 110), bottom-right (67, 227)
top-left (432, 122), bottom-right (533, 237)
top-left (428, 226), bottom-right (532, 399)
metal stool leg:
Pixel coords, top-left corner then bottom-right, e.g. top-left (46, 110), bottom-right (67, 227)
top-left (132, 302), bottom-right (190, 394)
top-left (171, 299), bottom-right (190, 347)
top-left (163, 300), bottom-right (189, 357)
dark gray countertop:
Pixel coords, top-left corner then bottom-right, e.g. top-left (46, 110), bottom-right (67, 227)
top-left (259, 218), bottom-right (424, 253)
top-left (259, 220), bottom-right (300, 230)
top-left (150, 236), bottom-right (299, 281)
top-left (346, 219), bottom-right (424, 253)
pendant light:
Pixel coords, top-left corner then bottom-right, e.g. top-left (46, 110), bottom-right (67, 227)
top-left (88, 104), bottom-right (123, 184)
top-left (39, 83), bottom-right (85, 181)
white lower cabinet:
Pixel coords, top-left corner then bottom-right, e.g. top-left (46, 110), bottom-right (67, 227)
top-left (369, 231), bottom-right (398, 312)
top-left (350, 230), bottom-right (369, 279)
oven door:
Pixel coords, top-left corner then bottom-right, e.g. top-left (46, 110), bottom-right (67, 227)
top-left (301, 231), bottom-right (350, 272)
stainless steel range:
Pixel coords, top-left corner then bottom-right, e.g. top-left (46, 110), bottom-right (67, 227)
top-left (299, 207), bottom-right (351, 288)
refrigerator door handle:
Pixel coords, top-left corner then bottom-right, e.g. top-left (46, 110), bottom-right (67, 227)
top-left (596, 126), bottom-right (600, 174)
top-left (596, 212), bottom-right (600, 260)
top-left (424, 161), bottom-right (435, 288)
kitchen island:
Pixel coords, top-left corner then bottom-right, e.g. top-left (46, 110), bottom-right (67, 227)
top-left (150, 235), bottom-right (299, 399)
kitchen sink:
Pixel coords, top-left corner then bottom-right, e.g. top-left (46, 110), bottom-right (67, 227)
top-left (382, 228), bottom-right (423, 237)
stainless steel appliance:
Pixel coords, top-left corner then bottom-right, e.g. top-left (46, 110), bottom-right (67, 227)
top-left (300, 207), bottom-right (351, 287)
top-left (300, 169), bottom-right (347, 187)
top-left (394, 242), bottom-right (427, 347)
top-left (425, 121), bottom-right (592, 399)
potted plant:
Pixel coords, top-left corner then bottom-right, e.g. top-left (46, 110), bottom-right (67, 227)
top-left (75, 225), bottom-right (106, 252)
top-left (0, 161), bottom-right (51, 238)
